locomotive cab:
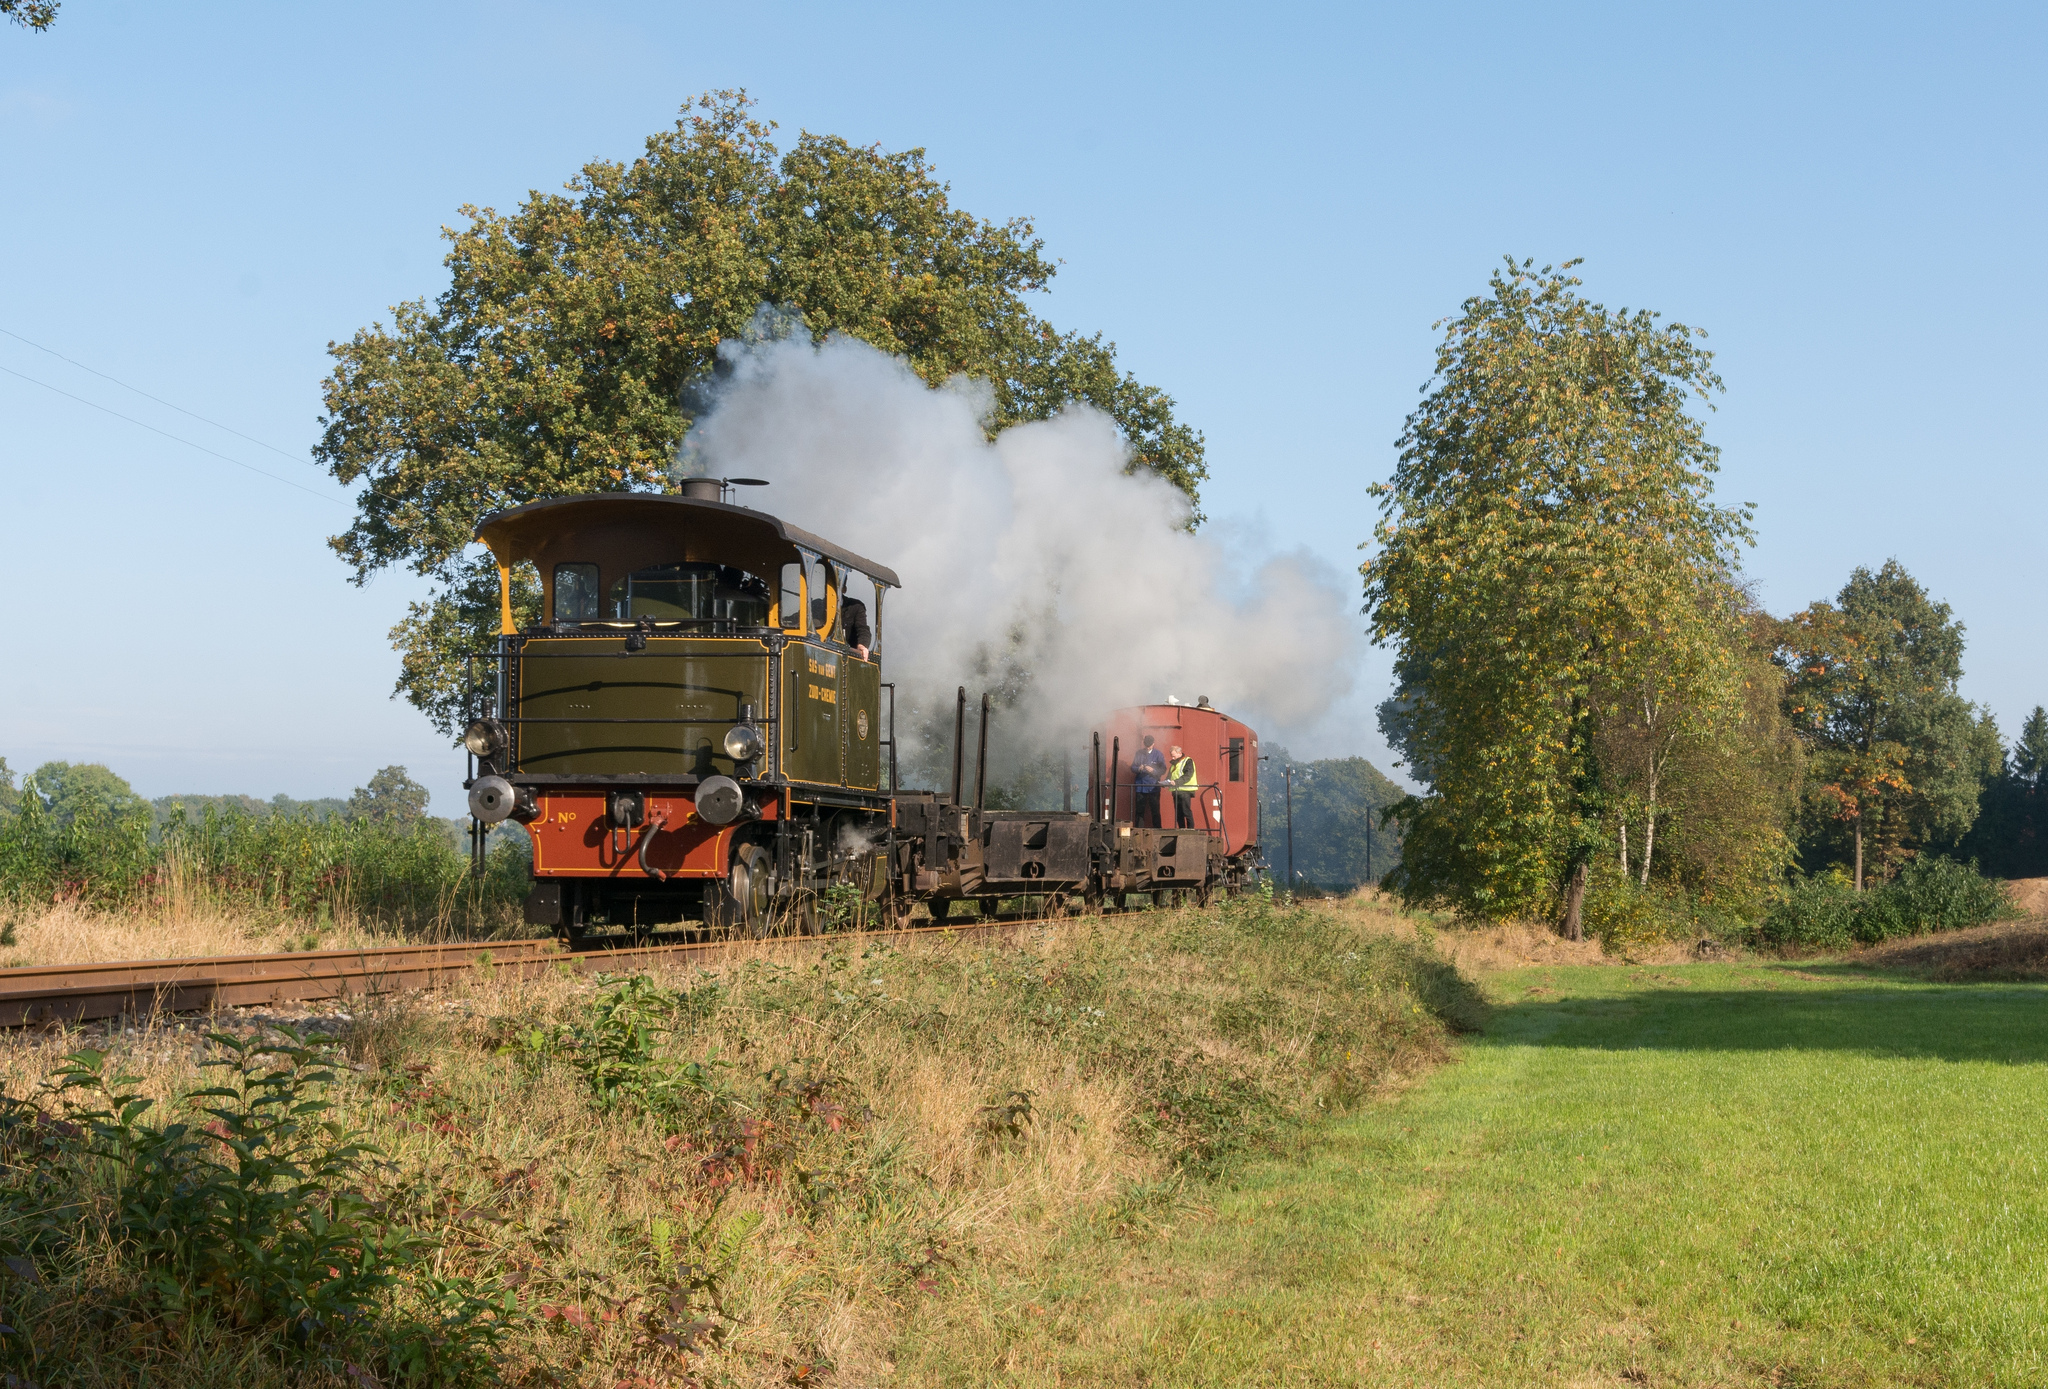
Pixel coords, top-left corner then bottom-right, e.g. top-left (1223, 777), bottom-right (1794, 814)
top-left (465, 492), bottom-right (899, 937)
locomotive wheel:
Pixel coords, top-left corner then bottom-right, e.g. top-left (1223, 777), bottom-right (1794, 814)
top-left (723, 843), bottom-right (774, 938)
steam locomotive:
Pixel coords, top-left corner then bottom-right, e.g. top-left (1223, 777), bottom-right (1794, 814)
top-left (460, 486), bottom-right (1264, 938)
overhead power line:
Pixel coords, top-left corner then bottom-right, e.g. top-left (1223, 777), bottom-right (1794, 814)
top-left (0, 324), bottom-right (317, 468)
top-left (0, 362), bottom-right (342, 504)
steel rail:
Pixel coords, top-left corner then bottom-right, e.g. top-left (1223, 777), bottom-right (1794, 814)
top-left (0, 917), bottom-right (1041, 1029)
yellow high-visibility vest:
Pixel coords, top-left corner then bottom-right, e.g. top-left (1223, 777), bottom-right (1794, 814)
top-left (1168, 757), bottom-right (1199, 793)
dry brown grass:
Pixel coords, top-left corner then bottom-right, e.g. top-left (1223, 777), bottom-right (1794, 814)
top-left (0, 898), bottom-right (391, 967)
top-left (0, 890), bottom-right (1478, 1386)
top-left (1854, 918), bottom-right (2048, 980)
top-left (1320, 887), bottom-right (1706, 971)
top-left (0, 863), bottom-right (535, 968)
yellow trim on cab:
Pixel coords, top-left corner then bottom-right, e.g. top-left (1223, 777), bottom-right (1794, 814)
top-left (498, 563), bottom-right (515, 635)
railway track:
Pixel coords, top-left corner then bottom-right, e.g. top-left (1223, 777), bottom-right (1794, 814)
top-left (0, 919), bottom-right (1029, 1029)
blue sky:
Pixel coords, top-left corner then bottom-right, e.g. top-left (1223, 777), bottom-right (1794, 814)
top-left (2, 1), bottom-right (2042, 812)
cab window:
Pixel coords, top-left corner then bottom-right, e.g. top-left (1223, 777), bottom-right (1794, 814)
top-left (1228, 737), bottom-right (1245, 782)
top-left (607, 563), bottom-right (771, 626)
top-left (807, 557), bottom-right (836, 637)
top-left (840, 570), bottom-right (877, 656)
top-left (779, 562), bottom-right (804, 629)
top-left (553, 563), bottom-right (601, 622)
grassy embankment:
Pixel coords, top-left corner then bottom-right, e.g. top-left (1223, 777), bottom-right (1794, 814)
top-left (941, 933), bottom-right (2048, 1387)
top-left (0, 891), bottom-right (1481, 1386)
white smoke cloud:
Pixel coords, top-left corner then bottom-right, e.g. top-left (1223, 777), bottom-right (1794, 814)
top-left (683, 329), bottom-right (1360, 788)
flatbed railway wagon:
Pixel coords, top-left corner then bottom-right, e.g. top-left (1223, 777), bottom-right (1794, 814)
top-left (887, 694), bottom-right (1263, 915)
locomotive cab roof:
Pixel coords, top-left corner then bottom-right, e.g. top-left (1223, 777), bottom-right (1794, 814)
top-left (474, 492), bottom-right (900, 589)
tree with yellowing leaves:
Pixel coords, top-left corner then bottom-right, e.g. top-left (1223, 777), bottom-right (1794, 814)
top-left (1364, 259), bottom-right (1752, 936)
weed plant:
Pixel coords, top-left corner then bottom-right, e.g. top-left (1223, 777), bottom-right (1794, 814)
top-left (1758, 857), bottom-right (2018, 949)
top-left (0, 892), bottom-right (1474, 1385)
top-left (0, 1028), bottom-right (505, 1385)
top-left (1579, 864), bottom-right (1755, 956)
top-left (1576, 855), bottom-right (2014, 957)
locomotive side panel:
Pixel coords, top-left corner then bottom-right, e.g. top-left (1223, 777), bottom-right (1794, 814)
top-left (843, 656), bottom-right (881, 790)
top-left (783, 641), bottom-right (843, 785)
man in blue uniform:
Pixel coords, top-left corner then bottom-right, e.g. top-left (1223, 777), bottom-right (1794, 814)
top-left (1131, 735), bottom-right (1167, 828)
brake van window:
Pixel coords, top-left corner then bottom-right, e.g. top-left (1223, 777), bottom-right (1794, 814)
top-left (608, 563), bottom-right (770, 626)
top-left (553, 563), bottom-right (601, 622)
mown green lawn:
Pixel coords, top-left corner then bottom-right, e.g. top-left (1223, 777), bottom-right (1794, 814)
top-left (945, 961), bottom-right (2048, 1387)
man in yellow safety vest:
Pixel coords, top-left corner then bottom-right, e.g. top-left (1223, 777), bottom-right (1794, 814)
top-left (1168, 745), bottom-right (1200, 828)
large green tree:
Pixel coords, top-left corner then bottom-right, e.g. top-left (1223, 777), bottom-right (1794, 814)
top-left (1595, 619), bottom-right (1803, 912)
top-left (1777, 560), bottom-right (1999, 888)
top-left (1958, 705), bottom-right (2048, 877)
top-left (24, 762), bottom-right (147, 827)
top-left (1363, 259), bottom-right (1752, 935)
top-left (317, 91), bottom-right (1206, 733)
top-left (345, 766), bottom-right (431, 828)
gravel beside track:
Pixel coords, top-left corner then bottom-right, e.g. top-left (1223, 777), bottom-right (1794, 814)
top-left (0, 920), bottom-right (1027, 1028)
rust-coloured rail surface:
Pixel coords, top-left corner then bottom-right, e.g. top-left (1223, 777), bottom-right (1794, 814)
top-left (0, 921), bottom-right (1028, 1029)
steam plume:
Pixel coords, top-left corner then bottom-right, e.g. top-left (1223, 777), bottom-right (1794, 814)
top-left (682, 329), bottom-right (1359, 793)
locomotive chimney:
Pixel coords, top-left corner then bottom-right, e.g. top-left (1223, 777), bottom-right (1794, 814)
top-left (679, 477), bottom-right (722, 501)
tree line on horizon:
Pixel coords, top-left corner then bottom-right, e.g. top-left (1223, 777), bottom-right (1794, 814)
top-left (0, 760), bottom-right (440, 835)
